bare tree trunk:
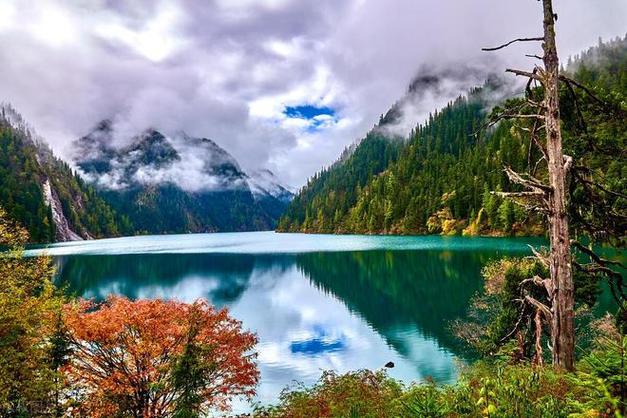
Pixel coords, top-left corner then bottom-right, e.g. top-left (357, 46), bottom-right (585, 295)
top-left (541, 0), bottom-right (575, 371)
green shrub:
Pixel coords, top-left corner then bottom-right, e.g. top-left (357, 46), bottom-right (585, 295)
top-left (255, 370), bottom-right (403, 418)
top-left (257, 357), bottom-right (626, 417)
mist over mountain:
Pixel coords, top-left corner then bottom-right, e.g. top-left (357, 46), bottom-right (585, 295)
top-left (247, 169), bottom-right (294, 202)
top-left (0, 106), bottom-right (293, 243)
top-left (375, 63), bottom-right (518, 139)
top-left (72, 120), bottom-right (293, 235)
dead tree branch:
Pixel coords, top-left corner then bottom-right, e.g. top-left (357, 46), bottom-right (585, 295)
top-left (520, 275), bottom-right (554, 297)
top-left (572, 168), bottom-right (627, 199)
top-left (571, 241), bottom-right (625, 269)
top-left (563, 155), bottom-right (573, 173)
top-left (558, 75), bottom-right (614, 110)
top-left (529, 245), bottom-right (550, 268)
top-left (524, 294), bottom-right (552, 320)
top-left (500, 300), bottom-right (528, 343)
top-left (506, 68), bottom-right (544, 82)
top-left (504, 166), bottom-right (552, 193)
top-left (482, 37), bottom-right (544, 51)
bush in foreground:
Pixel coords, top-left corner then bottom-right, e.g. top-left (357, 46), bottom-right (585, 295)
top-left (0, 207), bottom-right (65, 416)
top-left (256, 370), bottom-right (403, 418)
top-left (256, 322), bottom-right (625, 417)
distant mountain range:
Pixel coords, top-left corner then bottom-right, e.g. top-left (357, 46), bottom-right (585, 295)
top-left (0, 110), bottom-right (293, 242)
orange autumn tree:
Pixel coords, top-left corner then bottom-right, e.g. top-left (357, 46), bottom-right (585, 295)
top-left (63, 296), bottom-right (258, 417)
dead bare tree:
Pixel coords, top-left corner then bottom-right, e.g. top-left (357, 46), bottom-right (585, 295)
top-left (482, 0), bottom-right (575, 370)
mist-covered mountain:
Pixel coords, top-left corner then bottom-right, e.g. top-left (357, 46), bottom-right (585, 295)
top-left (73, 121), bottom-right (293, 235)
top-left (278, 36), bottom-right (626, 236)
top-left (0, 107), bottom-right (292, 243)
top-left (0, 105), bottom-right (130, 242)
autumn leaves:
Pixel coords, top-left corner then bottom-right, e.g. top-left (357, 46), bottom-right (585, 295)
top-left (0, 208), bottom-right (260, 416)
top-left (61, 297), bottom-right (259, 416)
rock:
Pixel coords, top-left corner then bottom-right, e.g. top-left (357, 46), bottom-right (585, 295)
top-left (42, 179), bottom-right (83, 242)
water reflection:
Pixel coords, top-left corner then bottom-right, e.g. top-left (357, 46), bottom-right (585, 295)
top-left (54, 247), bottom-right (529, 408)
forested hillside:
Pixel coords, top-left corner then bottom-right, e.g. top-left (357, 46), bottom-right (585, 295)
top-left (278, 132), bottom-right (402, 233)
top-left (0, 106), bottom-right (130, 242)
top-left (278, 36), bottom-right (626, 237)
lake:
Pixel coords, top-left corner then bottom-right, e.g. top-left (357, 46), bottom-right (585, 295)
top-left (27, 232), bottom-right (550, 410)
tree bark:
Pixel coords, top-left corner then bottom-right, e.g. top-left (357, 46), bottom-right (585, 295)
top-left (541, 0), bottom-right (575, 371)
top-left (533, 309), bottom-right (544, 366)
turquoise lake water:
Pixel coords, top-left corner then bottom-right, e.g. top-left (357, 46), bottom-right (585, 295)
top-left (27, 232), bottom-right (554, 410)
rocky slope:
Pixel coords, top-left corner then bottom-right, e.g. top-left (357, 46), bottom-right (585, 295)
top-left (0, 105), bottom-right (127, 242)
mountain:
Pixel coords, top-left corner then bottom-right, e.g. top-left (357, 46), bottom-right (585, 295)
top-left (246, 169), bottom-right (295, 220)
top-left (277, 36), bottom-right (626, 236)
top-left (0, 105), bottom-right (130, 242)
top-left (73, 122), bottom-right (293, 234)
top-left (247, 169), bottom-right (294, 203)
top-left (0, 108), bottom-right (293, 243)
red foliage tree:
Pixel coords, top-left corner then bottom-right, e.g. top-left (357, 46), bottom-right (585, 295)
top-left (62, 296), bottom-right (258, 417)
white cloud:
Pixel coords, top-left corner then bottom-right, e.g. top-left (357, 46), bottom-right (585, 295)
top-left (0, 1), bottom-right (16, 32)
top-left (215, 0), bottom-right (294, 21)
top-left (94, 2), bottom-right (188, 62)
top-left (0, 0), bottom-right (625, 189)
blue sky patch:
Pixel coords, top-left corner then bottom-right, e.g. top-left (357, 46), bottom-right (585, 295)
top-left (284, 105), bottom-right (335, 119)
top-left (283, 105), bottom-right (337, 132)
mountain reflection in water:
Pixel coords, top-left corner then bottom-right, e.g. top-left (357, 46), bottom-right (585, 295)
top-left (49, 233), bottom-right (545, 409)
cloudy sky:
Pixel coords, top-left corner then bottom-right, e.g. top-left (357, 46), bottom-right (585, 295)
top-left (0, 0), bottom-right (625, 188)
